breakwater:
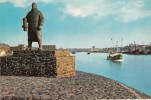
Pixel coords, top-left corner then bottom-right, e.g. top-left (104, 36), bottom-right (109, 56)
top-left (0, 71), bottom-right (150, 99)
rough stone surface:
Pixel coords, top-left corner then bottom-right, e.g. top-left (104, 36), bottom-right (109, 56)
top-left (0, 50), bottom-right (75, 78)
top-left (0, 71), bottom-right (150, 99)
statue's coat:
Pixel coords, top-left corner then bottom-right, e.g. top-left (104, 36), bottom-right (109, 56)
top-left (26, 8), bottom-right (44, 42)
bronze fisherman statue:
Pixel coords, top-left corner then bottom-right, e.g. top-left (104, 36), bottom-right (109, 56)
top-left (22, 2), bottom-right (44, 50)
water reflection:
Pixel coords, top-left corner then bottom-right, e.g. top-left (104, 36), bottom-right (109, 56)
top-left (110, 60), bottom-right (122, 65)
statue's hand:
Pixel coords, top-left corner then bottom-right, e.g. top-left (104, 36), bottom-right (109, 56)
top-left (37, 26), bottom-right (42, 30)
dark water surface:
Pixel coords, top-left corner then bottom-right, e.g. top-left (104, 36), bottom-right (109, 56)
top-left (75, 53), bottom-right (151, 96)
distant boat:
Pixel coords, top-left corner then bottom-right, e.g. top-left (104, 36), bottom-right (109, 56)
top-left (87, 52), bottom-right (90, 55)
top-left (107, 52), bottom-right (123, 61)
top-left (71, 51), bottom-right (76, 54)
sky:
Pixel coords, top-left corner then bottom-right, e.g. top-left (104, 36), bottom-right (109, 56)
top-left (0, 0), bottom-right (151, 48)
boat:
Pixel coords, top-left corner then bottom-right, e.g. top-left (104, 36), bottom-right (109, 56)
top-left (107, 38), bottom-right (123, 61)
top-left (87, 52), bottom-right (90, 55)
top-left (107, 52), bottom-right (123, 60)
top-left (71, 51), bottom-right (76, 54)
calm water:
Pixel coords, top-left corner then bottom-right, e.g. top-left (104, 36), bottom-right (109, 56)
top-left (75, 53), bottom-right (151, 96)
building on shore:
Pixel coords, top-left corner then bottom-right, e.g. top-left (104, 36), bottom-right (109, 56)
top-left (0, 44), bottom-right (10, 56)
top-left (121, 43), bottom-right (151, 54)
top-left (42, 45), bottom-right (56, 50)
top-left (10, 44), bottom-right (26, 51)
top-left (145, 46), bottom-right (151, 54)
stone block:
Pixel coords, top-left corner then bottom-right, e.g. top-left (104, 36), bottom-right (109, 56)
top-left (0, 50), bottom-right (75, 78)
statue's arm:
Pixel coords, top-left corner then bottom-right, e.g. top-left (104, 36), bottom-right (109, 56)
top-left (22, 13), bottom-right (29, 31)
top-left (39, 11), bottom-right (44, 26)
top-left (25, 12), bottom-right (29, 23)
top-left (37, 11), bottom-right (44, 30)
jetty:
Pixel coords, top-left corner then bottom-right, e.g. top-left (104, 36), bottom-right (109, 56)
top-left (0, 71), bottom-right (150, 99)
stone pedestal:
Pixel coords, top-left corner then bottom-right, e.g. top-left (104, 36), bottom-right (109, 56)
top-left (0, 50), bottom-right (75, 78)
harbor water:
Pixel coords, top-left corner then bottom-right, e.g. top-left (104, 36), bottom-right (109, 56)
top-left (75, 53), bottom-right (151, 96)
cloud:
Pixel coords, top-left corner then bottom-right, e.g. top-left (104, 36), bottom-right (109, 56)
top-left (0, 0), bottom-right (54, 8)
top-left (1, 0), bottom-right (151, 22)
top-left (61, 0), bottom-right (151, 22)
top-left (62, 0), bottom-right (110, 18)
top-left (117, 1), bottom-right (151, 22)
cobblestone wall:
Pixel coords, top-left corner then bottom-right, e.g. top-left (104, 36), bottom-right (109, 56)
top-left (0, 50), bottom-right (75, 78)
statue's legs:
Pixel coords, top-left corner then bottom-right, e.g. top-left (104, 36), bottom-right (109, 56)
top-left (27, 40), bottom-right (32, 50)
top-left (38, 41), bottom-right (42, 50)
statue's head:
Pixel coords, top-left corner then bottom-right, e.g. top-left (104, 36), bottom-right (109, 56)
top-left (32, 2), bottom-right (37, 9)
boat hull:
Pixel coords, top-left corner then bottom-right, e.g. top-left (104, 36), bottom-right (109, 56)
top-left (107, 53), bottom-right (123, 60)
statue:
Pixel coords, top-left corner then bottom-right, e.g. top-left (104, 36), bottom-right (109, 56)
top-left (22, 2), bottom-right (44, 50)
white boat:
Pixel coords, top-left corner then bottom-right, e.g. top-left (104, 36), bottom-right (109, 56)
top-left (107, 52), bottom-right (123, 60)
top-left (107, 38), bottom-right (123, 61)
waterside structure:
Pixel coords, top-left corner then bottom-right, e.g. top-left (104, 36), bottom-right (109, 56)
top-left (65, 43), bottom-right (151, 55)
top-left (0, 49), bottom-right (75, 78)
top-left (0, 71), bottom-right (150, 99)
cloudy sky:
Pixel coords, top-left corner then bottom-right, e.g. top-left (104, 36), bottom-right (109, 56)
top-left (0, 0), bottom-right (151, 48)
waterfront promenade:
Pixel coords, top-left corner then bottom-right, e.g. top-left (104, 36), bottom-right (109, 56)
top-left (1, 71), bottom-right (150, 99)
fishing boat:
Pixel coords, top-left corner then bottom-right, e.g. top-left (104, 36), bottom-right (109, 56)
top-left (107, 52), bottom-right (123, 60)
top-left (107, 38), bottom-right (123, 61)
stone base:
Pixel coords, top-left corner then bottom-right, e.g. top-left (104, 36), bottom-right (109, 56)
top-left (0, 50), bottom-right (75, 78)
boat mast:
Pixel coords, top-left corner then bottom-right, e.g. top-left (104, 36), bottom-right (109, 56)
top-left (120, 38), bottom-right (123, 52)
top-left (111, 38), bottom-right (114, 48)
